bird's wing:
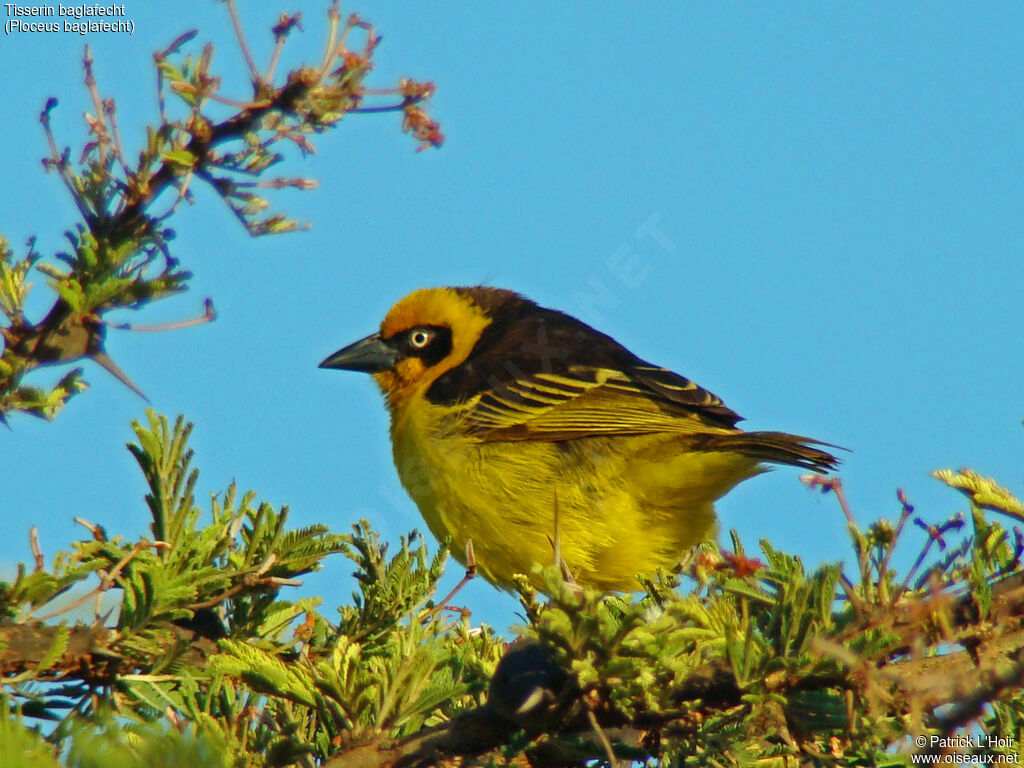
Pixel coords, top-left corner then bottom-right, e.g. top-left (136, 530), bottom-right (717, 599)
top-left (424, 303), bottom-right (743, 442)
top-left (458, 364), bottom-right (742, 442)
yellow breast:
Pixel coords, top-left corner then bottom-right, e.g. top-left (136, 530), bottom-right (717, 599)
top-left (387, 395), bottom-right (759, 591)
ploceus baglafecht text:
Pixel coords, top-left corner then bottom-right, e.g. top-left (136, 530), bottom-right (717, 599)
top-left (320, 287), bottom-right (838, 591)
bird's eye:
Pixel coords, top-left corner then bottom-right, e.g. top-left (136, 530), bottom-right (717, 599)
top-left (409, 329), bottom-right (432, 348)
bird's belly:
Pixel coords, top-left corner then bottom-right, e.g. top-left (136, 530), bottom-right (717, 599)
top-left (391, 420), bottom-right (755, 590)
top-left (393, 430), bottom-right (565, 584)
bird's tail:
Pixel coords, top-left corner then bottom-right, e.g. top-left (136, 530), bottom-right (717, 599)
top-left (699, 431), bottom-right (840, 473)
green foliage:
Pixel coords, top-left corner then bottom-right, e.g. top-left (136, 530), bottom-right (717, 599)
top-left (1, 411), bottom-right (348, 732)
top-left (62, 711), bottom-right (232, 768)
top-left (934, 467), bottom-right (1024, 521)
top-left (0, 410), bottom-right (505, 766)
top-left (3, 413), bottom-right (1024, 766)
top-left (0, 695), bottom-right (62, 768)
top-left (337, 522), bottom-right (449, 643)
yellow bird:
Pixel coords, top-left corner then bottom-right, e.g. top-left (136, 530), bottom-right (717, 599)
top-left (320, 287), bottom-right (837, 591)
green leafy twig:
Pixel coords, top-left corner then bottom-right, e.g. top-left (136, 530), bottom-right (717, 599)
top-left (0, 2), bottom-right (442, 424)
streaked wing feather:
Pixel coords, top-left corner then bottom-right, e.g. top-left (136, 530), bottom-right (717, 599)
top-left (627, 364), bottom-right (741, 424)
top-left (463, 368), bottom-right (739, 442)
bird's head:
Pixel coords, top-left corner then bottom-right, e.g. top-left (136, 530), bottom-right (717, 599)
top-left (320, 286), bottom-right (520, 406)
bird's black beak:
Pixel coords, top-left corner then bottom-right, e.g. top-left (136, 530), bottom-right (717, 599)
top-left (319, 333), bottom-right (398, 373)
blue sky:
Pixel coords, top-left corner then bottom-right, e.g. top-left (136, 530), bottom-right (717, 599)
top-left (2, 3), bottom-right (1022, 628)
